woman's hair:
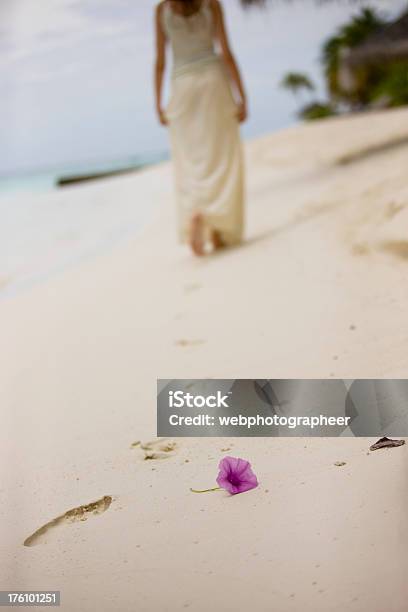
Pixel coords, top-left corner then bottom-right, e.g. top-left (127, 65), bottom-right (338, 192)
top-left (176, 0), bottom-right (201, 17)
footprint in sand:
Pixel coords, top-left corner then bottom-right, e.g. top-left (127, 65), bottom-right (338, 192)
top-left (380, 240), bottom-right (408, 260)
top-left (131, 438), bottom-right (178, 461)
top-left (23, 495), bottom-right (112, 547)
top-left (184, 283), bottom-right (202, 294)
top-left (175, 339), bottom-right (205, 347)
top-left (143, 439), bottom-right (178, 461)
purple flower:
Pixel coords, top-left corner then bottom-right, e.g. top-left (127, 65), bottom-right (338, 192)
top-left (216, 456), bottom-right (258, 495)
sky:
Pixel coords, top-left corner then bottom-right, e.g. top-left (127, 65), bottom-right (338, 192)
top-left (0, 0), bottom-right (405, 177)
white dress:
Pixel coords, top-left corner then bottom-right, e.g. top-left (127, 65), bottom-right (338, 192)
top-left (162, 0), bottom-right (244, 246)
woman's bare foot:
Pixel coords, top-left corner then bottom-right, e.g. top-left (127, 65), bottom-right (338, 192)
top-left (211, 230), bottom-right (226, 251)
top-left (190, 213), bottom-right (205, 256)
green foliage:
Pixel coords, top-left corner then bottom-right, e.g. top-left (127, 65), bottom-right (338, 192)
top-left (279, 6), bottom-right (408, 119)
top-left (280, 72), bottom-right (315, 95)
top-left (370, 62), bottom-right (408, 107)
top-left (322, 8), bottom-right (386, 100)
top-left (299, 102), bottom-right (336, 121)
top-left (240, 0), bottom-right (266, 6)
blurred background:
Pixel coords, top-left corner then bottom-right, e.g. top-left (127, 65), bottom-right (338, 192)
top-left (0, 0), bottom-right (407, 295)
top-left (2, 0), bottom-right (406, 192)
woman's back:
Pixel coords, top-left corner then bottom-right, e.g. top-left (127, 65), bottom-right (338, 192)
top-left (155, 0), bottom-right (247, 254)
top-left (161, 0), bottom-right (217, 76)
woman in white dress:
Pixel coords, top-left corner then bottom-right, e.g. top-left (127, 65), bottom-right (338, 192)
top-left (154, 0), bottom-right (247, 256)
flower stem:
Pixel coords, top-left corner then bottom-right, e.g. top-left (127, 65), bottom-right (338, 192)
top-left (190, 487), bottom-right (221, 494)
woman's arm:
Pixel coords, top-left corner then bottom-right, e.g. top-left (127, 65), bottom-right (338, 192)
top-left (212, 0), bottom-right (248, 123)
top-left (155, 3), bottom-right (167, 126)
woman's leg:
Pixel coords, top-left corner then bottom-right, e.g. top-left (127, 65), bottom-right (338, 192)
top-left (211, 229), bottom-right (227, 251)
top-left (189, 212), bottom-right (205, 256)
top-left (190, 216), bottom-right (227, 255)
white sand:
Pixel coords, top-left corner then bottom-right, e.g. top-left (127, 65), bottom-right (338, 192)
top-left (1, 107), bottom-right (408, 611)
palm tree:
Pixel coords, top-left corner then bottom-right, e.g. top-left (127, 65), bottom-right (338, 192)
top-left (240, 0), bottom-right (266, 6)
top-left (280, 72), bottom-right (336, 121)
top-left (280, 72), bottom-right (315, 99)
top-left (322, 8), bottom-right (385, 103)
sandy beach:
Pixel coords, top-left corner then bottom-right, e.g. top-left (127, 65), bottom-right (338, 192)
top-left (1, 107), bottom-right (408, 611)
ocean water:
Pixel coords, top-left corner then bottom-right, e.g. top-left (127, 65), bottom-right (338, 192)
top-left (0, 152), bottom-right (168, 196)
top-left (0, 152), bottom-right (169, 299)
top-left (0, 173), bottom-right (57, 195)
